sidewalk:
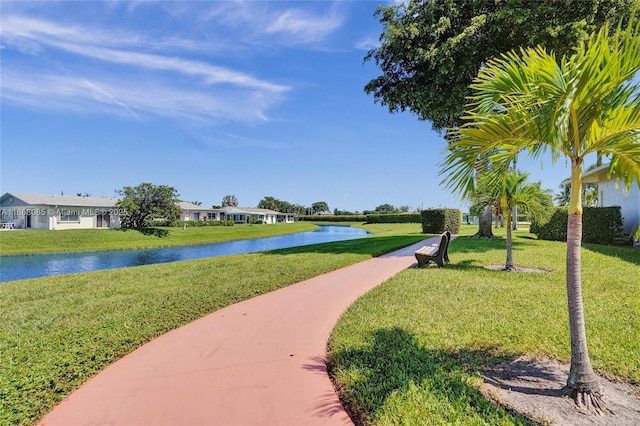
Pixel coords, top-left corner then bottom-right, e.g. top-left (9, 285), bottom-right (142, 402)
top-left (38, 237), bottom-right (439, 426)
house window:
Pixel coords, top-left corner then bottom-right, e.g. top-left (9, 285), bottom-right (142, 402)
top-left (59, 210), bottom-right (79, 222)
top-left (208, 213), bottom-right (217, 220)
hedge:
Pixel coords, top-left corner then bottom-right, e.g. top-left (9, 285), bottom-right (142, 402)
top-left (530, 206), bottom-right (623, 244)
top-left (298, 215), bottom-right (367, 222)
top-left (366, 213), bottom-right (422, 224)
top-left (420, 209), bottom-right (461, 234)
top-left (151, 219), bottom-right (235, 227)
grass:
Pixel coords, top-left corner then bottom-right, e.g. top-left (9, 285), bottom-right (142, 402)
top-left (328, 228), bottom-right (640, 425)
top-left (0, 222), bottom-right (319, 256)
top-left (0, 223), bottom-right (427, 426)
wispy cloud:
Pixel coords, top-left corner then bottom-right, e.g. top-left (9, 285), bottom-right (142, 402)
top-left (265, 7), bottom-right (344, 44)
top-left (1, 68), bottom-right (276, 125)
top-left (0, 11), bottom-right (292, 124)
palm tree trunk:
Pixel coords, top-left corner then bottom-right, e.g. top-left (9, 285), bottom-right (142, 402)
top-left (564, 166), bottom-right (607, 414)
top-left (505, 208), bottom-right (514, 270)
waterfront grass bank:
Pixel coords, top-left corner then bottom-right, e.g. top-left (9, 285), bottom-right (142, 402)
top-left (0, 224), bottom-right (427, 426)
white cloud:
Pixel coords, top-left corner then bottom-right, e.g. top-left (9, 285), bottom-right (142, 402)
top-left (1, 12), bottom-right (290, 124)
top-left (265, 7), bottom-right (344, 44)
top-left (1, 68), bottom-right (279, 125)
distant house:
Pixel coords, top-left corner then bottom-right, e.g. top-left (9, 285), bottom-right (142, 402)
top-left (218, 206), bottom-right (296, 224)
top-left (178, 202), bottom-right (220, 221)
top-left (178, 203), bottom-right (296, 224)
top-left (0, 193), bottom-right (297, 230)
top-left (0, 192), bottom-right (120, 230)
top-left (582, 163), bottom-right (640, 238)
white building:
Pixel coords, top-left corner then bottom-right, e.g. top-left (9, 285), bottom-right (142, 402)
top-left (0, 193), bottom-right (120, 230)
top-left (582, 163), bottom-right (640, 239)
top-left (1, 193), bottom-right (297, 230)
top-left (178, 202), bottom-right (296, 224)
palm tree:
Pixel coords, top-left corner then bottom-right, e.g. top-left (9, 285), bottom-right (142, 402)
top-left (441, 18), bottom-right (640, 412)
top-left (479, 171), bottom-right (553, 270)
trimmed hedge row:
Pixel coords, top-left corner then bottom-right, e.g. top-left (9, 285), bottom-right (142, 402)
top-left (152, 219), bottom-right (235, 227)
top-left (366, 213), bottom-right (422, 224)
top-left (298, 215), bottom-right (367, 222)
top-left (421, 209), bottom-right (461, 234)
top-left (530, 206), bottom-right (624, 244)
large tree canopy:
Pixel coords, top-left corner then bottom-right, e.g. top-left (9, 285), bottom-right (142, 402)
top-left (116, 183), bottom-right (181, 229)
top-left (365, 0), bottom-right (633, 133)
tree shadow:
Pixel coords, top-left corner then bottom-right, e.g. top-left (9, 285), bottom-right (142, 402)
top-left (447, 235), bottom-right (528, 254)
top-left (263, 235), bottom-right (429, 257)
top-left (118, 227), bottom-right (170, 238)
top-left (328, 327), bottom-right (536, 425)
top-left (582, 243), bottom-right (640, 266)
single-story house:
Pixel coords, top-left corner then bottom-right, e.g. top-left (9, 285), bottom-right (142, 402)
top-left (0, 192), bottom-right (120, 230)
top-left (178, 202), bottom-right (220, 221)
top-left (178, 203), bottom-right (296, 224)
top-left (217, 206), bottom-right (296, 224)
top-left (1, 193), bottom-right (297, 230)
top-left (582, 163), bottom-right (640, 239)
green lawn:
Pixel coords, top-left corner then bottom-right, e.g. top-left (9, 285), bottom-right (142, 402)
top-left (0, 223), bottom-right (427, 426)
top-left (3, 223), bottom-right (636, 426)
top-left (0, 222), bottom-right (318, 255)
top-left (328, 228), bottom-right (640, 425)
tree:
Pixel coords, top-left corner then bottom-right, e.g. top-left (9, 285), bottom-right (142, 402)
top-left (190, 200), bottom-right (202, 206)
top-left (440, 18), bottom-right (640, 411)
top-left (365, 0), bottom-right (631, 132)
top-left (311, 201), bottom-right (330, 214)
top-left (365, 0), bottom-right (631, 237)
top-left (374, 204), bottom-right (397, 214)
top-left (116, 183), bottom-right (181, 229)
top-left (480, 171), bottom-right (553, 270)
top-left (222, 195), bottom-right (238, 207)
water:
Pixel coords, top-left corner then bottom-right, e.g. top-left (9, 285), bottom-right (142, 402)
top-left (0, 225), bottom-right (369, 282)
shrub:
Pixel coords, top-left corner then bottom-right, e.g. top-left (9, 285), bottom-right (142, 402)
top-left (420, 209), bottom-right (461, 234)
top-left (299, 215), bottom-right (367, 222)
top-left (366, 213), bottom-right (421, 224)
top-left (167, 220), bottom-right (234, 227)
top-left (531, 206), bottom-right (623, 244)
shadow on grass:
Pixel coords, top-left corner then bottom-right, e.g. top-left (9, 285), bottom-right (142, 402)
top-left (583, 243), bottom-right (640, 266)
top-left (263, 235), bottom-right (429, 257)
top-left (327, 327), bottom-right (535, 425)
top-left (117, 227), bottom-right (170, 238)
top-left (447, 235), bottom-right (528, 255)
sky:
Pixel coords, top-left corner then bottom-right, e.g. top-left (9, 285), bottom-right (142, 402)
top-left (1, 0), bottom-right (577, 213)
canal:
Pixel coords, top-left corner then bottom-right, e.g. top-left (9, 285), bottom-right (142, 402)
top-left (0, 225), bottom-right (369, 282)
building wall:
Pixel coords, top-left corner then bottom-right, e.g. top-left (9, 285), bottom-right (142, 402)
top-left (600, 178), bottom-right (640, 235)
top-left (0, 204), bottom-right (120, 230)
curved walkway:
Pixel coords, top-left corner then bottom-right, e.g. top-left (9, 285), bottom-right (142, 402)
top-left (38, 237), bottom-right (441, 426)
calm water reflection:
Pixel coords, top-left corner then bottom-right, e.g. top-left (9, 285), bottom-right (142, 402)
top-left (0, 225), bottom-right (369, 282)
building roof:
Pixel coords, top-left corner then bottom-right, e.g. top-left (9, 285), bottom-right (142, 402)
top-left (178, 201), bottom-right (210, 211)
top-left (220, 206), bottom-right (294, 215)
top-left (581, 163), bottom-right (612, 184)
top-left (1, 192), bottom-right (118, 207)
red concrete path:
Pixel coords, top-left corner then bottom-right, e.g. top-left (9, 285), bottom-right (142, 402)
top-left (38, 237), bottom-right (439, 426)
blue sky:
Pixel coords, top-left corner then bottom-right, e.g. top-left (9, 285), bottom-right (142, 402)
top-left (1, 1), bottom-right (575, 213)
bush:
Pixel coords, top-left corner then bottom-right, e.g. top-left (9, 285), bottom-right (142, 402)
top-left (366, 213), bottom-right (421, 224)
top-left (531, 206), bottom-right (623, 244)
top-left (299, 215), bottom-right (367, 222)
top-left (420, 209), bottom-right (461, 234)
top-left (164, 220), bottom-right (234, 227)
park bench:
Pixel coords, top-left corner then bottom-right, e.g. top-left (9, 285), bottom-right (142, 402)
top-left (414, 231), bottom-right (450, 268)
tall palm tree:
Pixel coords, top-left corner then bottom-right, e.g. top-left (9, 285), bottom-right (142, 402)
top-left (440, 18), bottom-right (640, 412)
